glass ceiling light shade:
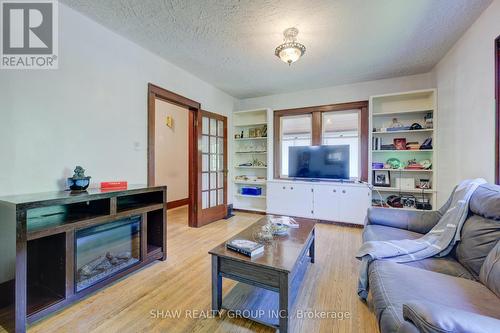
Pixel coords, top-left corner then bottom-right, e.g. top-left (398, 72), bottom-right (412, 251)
top-left (275, 27), bottom-right (306, 65)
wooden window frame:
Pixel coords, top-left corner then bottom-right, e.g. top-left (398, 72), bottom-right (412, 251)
top-left (273, 101), bottom-right (369, 181)
top-left (496, 36), bottom-right (500, 184)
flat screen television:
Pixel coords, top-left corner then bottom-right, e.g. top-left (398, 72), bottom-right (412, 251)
top-left (288, 145), bottom-right (350, 180)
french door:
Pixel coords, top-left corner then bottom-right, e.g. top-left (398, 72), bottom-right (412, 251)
top-left (197, 111), bottom-right (228, 226)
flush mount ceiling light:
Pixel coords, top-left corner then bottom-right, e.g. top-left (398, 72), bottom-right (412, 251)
top-left (275, 27), bottom-right (306, 65)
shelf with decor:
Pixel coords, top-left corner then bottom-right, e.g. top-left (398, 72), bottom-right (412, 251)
top-left (373, 187), bottom-right (436, 194)
top-left (235, 151), bottom-right (267, 154)
top-left (372, 128), bottom-right (434, 135)
top-left (369, 89), bottom-right (437, 211)
top-left (232, 108), bottom-right (272, 213)
top-left (233, 180), bottom-right (267, 186)
top-left (234, 137), bottom-right (267, 141)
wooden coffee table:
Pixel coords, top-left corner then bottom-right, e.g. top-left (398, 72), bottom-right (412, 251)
top-left (209, 216), bottom-right (316, 333)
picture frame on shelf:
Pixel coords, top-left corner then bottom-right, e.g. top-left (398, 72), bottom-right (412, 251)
top-left (394, 138), bottom-right (407, 150)
top-left (373, 170), bottom-right (391, 187)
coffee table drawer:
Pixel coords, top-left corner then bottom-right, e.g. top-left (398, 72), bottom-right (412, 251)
top-left (219, 257), bottom-right (281, 289)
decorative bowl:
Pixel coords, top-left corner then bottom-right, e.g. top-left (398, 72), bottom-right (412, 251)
top-left (270, 222), bottom-right (289, 236)
top-left (67, 177), bottom-right (91, 191)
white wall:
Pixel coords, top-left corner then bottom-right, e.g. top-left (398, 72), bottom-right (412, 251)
top-left (0, 3), bottom-right (236, 284)
top-left (154, 100), bottom-right (189, 202)
top-left (236, 73), bottom-right (435, 110)
top-left (0, 3), bottom-right (236, 198)
top-left (434, 0), bottom-right (500, 198)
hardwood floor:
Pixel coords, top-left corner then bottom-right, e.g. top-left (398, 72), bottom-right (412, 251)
top-left (22, 206), bottom-right (378, 333)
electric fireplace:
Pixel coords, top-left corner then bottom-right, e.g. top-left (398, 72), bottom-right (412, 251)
top-left (75, 216), bottom-right (141, 292)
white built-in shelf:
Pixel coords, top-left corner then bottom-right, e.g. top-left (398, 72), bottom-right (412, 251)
top-left (372, 150), bottom-right (433, 153)
top-left (235, 151), bottom-right (267, 154)
top-left (373, 169), bottom-right (433, 173)
top-left (372, 129), bottom-right (434, 135)
top-left (233, 180), bottom-right (267, 186)
top-left (372, 109), bottom-right (434, 117)
top-left (235, 194), bottom-right (267, 199)
top-left (370, 89), bottom-right (438, 210)
top-left (235, 166), bottom-right (267, 169)
top-left (373, 187), bottom-right (436, 194)
top-left (234, 122), bottom-right (268, 127)
top-left (234, 137), bottom-right (267, 141)
top-left (232, 107), bottom-right (271, 214)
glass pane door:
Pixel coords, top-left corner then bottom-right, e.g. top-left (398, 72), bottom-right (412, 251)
top-left (198, 111), bottom-right (227, 225)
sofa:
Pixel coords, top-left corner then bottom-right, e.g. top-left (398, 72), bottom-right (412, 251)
top-left (363, 183), bottom-right (500, 333)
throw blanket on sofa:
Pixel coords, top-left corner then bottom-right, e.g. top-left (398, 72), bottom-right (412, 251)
top-left (356, 178), bottom-right (486, 300)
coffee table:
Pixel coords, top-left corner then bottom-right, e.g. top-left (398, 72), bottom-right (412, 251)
top-left (209, 216), bottom-right (316, 333)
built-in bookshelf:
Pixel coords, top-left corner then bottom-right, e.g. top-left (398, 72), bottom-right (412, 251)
top-left (232, 108), bottom-right (272, 212)
top-left (369, 89), bottom-right (437, 211)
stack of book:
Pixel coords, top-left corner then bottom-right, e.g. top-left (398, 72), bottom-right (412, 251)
top-left (226, 239), bottom-right (264, 257)
top-left (406, 142), bottom-right (420, 150)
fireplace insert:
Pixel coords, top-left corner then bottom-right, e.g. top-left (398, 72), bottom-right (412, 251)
top-left (75, 216), bottom-right (141, 292)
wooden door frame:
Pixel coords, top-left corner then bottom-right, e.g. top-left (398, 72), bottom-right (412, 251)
top-left (495, 35), bottom-right (500, 184)
top-left (147, 83), bottom-right (201, 227)
top-left (273, 101), bottom-right (369, 181)
top-left (197, 110), bottom-right (228, 227)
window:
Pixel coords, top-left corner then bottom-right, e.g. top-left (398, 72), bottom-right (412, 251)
top-left (274, 101), bottom-right (368, 181)
top-left (280, 115), bottom-right (312, 177)
top-left (322, 110), bottom-right (360, 179)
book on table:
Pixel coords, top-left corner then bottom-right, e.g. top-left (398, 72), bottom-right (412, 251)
top-left (226, 239), bottom-right (264, 257)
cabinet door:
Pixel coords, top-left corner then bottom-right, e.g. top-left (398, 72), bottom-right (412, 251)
top-left (338, 186), bottom-right (371, 225)
top-left (312, 185), bottom-right (340, 221)
top-left (267, 182), bottom-right (288, 215)
top-left (267, 182), bottom-right (313, 218)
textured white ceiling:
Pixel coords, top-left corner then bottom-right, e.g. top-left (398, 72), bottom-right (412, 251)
top-left (61, 0), bottom-right (492, 99)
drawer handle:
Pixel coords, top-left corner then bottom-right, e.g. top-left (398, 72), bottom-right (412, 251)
top-left (291, 187), bottom-right (294, 190)
top-left (333, 189), bottom-right (336, 193)
top-left (342, 190), bottom-right (346, 194)
top-left (282, 186), bottom-right (286, 190)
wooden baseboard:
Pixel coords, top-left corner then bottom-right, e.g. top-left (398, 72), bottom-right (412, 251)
top-left (0, 279), bottom-right (14, 308)
top-left (167, 198), bottom-right (189, 210)
top-left (319, 220), bottom-right (364, 228)
top-left (233, 208), bottom-right (267, 215)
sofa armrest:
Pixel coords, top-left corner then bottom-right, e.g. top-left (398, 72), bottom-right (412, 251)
top-left (403, 301), bottom-right (500, 333)
top-left (366, 207), bottom-right (443, 234)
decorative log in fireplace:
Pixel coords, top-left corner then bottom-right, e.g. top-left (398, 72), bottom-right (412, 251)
top-left (0, 186), bottom-right (167, 333)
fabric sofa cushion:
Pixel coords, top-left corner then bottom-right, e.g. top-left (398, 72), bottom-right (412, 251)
top-left (363, 225), bottom-right (422, 243)
top-left (454, 184), bottom-right (500, 278)
top-left (368, 261), bottom-right (500, 333)
top-left (480, 241), bottom-right (500, 298)
top-left (455, 214), bottom-right (500, 278)
top-left (402, 301), bottom-right (500, 333)
top-left (469, 184), bottom-right (500, 220)
top-left (363, 225), bottom-right (475, 280)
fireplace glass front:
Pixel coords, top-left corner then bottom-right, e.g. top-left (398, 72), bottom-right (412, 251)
top-left (75, 216), bottom-right (141, 292)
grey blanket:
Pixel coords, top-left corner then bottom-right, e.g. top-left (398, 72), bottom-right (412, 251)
top-left (356, 178), bottom-right (486, 300)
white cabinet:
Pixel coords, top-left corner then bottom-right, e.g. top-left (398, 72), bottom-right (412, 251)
top-left (336, 185), bottom-right (371, 224)
top-left (312, 185), bottom-right (340, 221)
top-left (267, 180), bottom-right (371, 225)
top-left (267, 182), bottom-right (314, 218)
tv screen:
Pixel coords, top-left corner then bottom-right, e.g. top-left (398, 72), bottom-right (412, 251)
top-left (288, 145), bottom-right (350, 180)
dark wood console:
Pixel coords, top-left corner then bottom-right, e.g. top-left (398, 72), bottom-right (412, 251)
top-left (0, 186), bottom-right (167, 333)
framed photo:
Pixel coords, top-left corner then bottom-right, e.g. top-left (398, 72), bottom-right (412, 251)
top-left (394, 138), bottom-right (407, 150)
top-left (249, 128), bottom-right (256, 138)
top-left (373, 170), bottom-right (391, 187)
